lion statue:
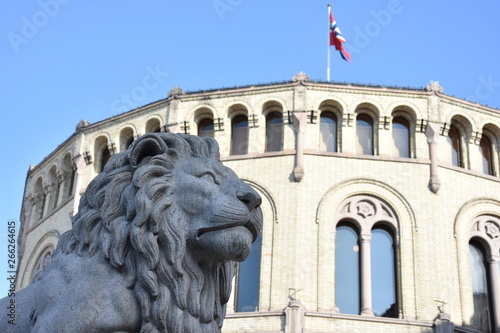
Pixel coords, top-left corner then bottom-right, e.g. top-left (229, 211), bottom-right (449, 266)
top-left (1, 133), bottom-right (263, 333)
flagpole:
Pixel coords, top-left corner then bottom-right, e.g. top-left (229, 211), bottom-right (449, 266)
top-left (327, 4), bottom-right (331, 82)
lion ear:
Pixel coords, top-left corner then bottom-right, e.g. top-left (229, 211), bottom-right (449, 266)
top-left (130, 134), bottom-right (168, 168)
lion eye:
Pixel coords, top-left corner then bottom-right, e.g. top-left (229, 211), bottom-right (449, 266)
top-left (199, 172), bottom-right (218, 184)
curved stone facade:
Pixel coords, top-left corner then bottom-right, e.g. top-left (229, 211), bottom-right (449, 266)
top-left (17, 74), bottom-right (500, 332)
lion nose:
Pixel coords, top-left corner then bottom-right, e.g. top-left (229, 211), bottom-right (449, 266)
top-left (236, 190), bottom-right (261, 211)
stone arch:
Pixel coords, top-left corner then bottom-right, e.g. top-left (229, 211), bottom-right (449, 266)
top-left (480, 123), bottom-right (500, 176)
top-left (94, 135), bottom-right (110, 174)
top-left (318, 99), bottom-right (344, 153)
top-left (391, 106), bottom-right (417, 158)
top-left (119, 126), bottom-right (136, 152)
top-left (19, 230), bottom-right (60, 289)
top-left (316, 179), bottom-right (417, 318)
top-left (60, 152), bottom-right (75, 200)
top-left (47, 165), bottom-right (59, 212)
top-left (145, 117), bottom-right (163, 133)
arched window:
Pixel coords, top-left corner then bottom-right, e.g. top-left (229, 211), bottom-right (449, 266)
top-left (447, 126), bottom-right (461, 167)
top-left (231, 115), bottom-right (249, 155)
top-left (95, 136), bottom-right (111, 174)
top-left (479, 135), bottom-right (493, 175)
top-left (198, 118), bottom-right (214, 138)
top-left (320, 112), bottom-right (337, 152)
top-left (335, 225), bottom-right (360, 315)
top-left (31, 246), bottom-right (54, 282)
top-left (335, 196), bottom-right (399, 318)
top-left (469, 241), bottom-right (493, 332)
top-left (356, 114), bottom-right (374, 155)
top-left (61, 153), bottom-right (75, 200)
top-left (120, 127), bottom-right (135, 152)
top-left (265, 112), bottom-right (283, 152)
top-left (371, 228), bottom-right (397, 317)
top-left (145, 118), bottom-right (161, 133)
top-left (468, 215), bottom-right (500, 332)
top-left (392, 117), bottom-right (410, 158)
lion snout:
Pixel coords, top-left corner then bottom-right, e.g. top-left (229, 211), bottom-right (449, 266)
top-left (236, 189), bottom-right (261, 212)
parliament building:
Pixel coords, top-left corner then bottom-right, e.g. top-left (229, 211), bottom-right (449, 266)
top-left (16, 73), bottom-right (500, 332)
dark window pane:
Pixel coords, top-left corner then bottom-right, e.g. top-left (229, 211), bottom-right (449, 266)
top-left (447, 127), bottom-right (461, 167)
top-left (392, 117), bottom-right (410, 158)
top-left (231, 116), bottom-right (249, 155)
top-left (266, 112), bottom-right (283, 152)
top-left (469, 242), bottom-right (493, 332)
top-left (335, 225), bottom-right (360, 315)
top-left (101, 148), bottom-right (110, 173)
top-left (320, 112), bottom-right (337, 152)
top-left (371, 228), bottom-right (397, 317)
top-left (198, 118), bottom-right (214, 138)
top-left (236, 233), bottom-right (262, 312)
top-left (479, 136), bottom-right (492, 175)
top-left (356, 114), bottom-right (373, 155)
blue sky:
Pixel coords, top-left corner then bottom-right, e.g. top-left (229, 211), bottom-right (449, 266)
top-left (1, 1), bottom-right (500, 297)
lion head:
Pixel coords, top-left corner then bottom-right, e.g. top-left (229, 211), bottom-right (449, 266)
top-left (56, 133), bottom-right (263, 333)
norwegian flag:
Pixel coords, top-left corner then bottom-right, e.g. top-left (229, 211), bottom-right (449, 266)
top-left (329, 8), bottom-right (351, 62)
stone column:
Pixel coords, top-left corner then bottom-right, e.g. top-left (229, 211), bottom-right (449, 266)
top-left (426, 122), bottom-right (441, 193)
top-left (293, 112), bottom-right (307, 182)
top-left (488, 256), bottom-right (500, 332)
top-left (360, 233), bottom-right (374, 316)
top-left (285, 300), bottom-right (305, 333)
top-left (72, 155), bottom-right (87, 216)
top-left (433, 313), bottom-right (455, 333)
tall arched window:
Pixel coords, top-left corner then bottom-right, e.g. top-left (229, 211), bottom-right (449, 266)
top-left (479, 135), bottom-right (493, 175)
top-left (198, 118), bottom-right (214, 138)
top-left (335, 196), bottom-right (399, 318)
top-left (95, 136), bottom-right (111, 174)
top-left (235, 233), bottom-right (262, 312)
top-left (231, 115), bottom-right (248, 155)
top-left (335, 225), bottom-right (360, 315)
top-left (392, 117), bottom-right (410, 158)
top-left (356, 114), bottom-right (373, 155)
top-left (469, 241), bottom-right (493, 332)
top-left (320, 112), bottom-right (337, 152)
top-left (447, 126), bottom-right (461, 167)
top-left (120, 127), bottom-right (135, 152)
top-left (265, 112), bottom-right (283, 152)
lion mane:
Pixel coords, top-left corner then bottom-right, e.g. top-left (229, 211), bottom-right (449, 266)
top-left (53, 133), bottom-right (256, 333)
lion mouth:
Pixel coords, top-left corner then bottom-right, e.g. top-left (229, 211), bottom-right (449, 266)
top-left (196, 220), bottom-right (259, 242)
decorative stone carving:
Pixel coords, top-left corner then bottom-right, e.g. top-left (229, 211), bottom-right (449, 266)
top-left (75, 119), bottom-right (90, 131)
top-left (292, 71), bottom-right (310, 83)
top-left (0, 133), bottom-right (263, 333)
top-left (425, 81), bottom-right (444, 94)
top-left (485, 222), bottom-right (500, 239)
top-left (357, 201), bottom-right (375, 218)
top-left (168, 86), bottom-right (185, 98)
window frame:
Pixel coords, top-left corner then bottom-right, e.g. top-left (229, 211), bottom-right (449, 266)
top-left (356, 113), bottom-right (376, 155)
top-left (319, 111), bottom-right (338, 153)
top-left (230, 114), bottom-right (249, 155)
top-left (334, 195), bottom-right (400, 318)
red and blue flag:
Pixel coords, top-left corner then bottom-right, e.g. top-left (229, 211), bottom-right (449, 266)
top-left (329, 8), bottom-right (351, 62)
